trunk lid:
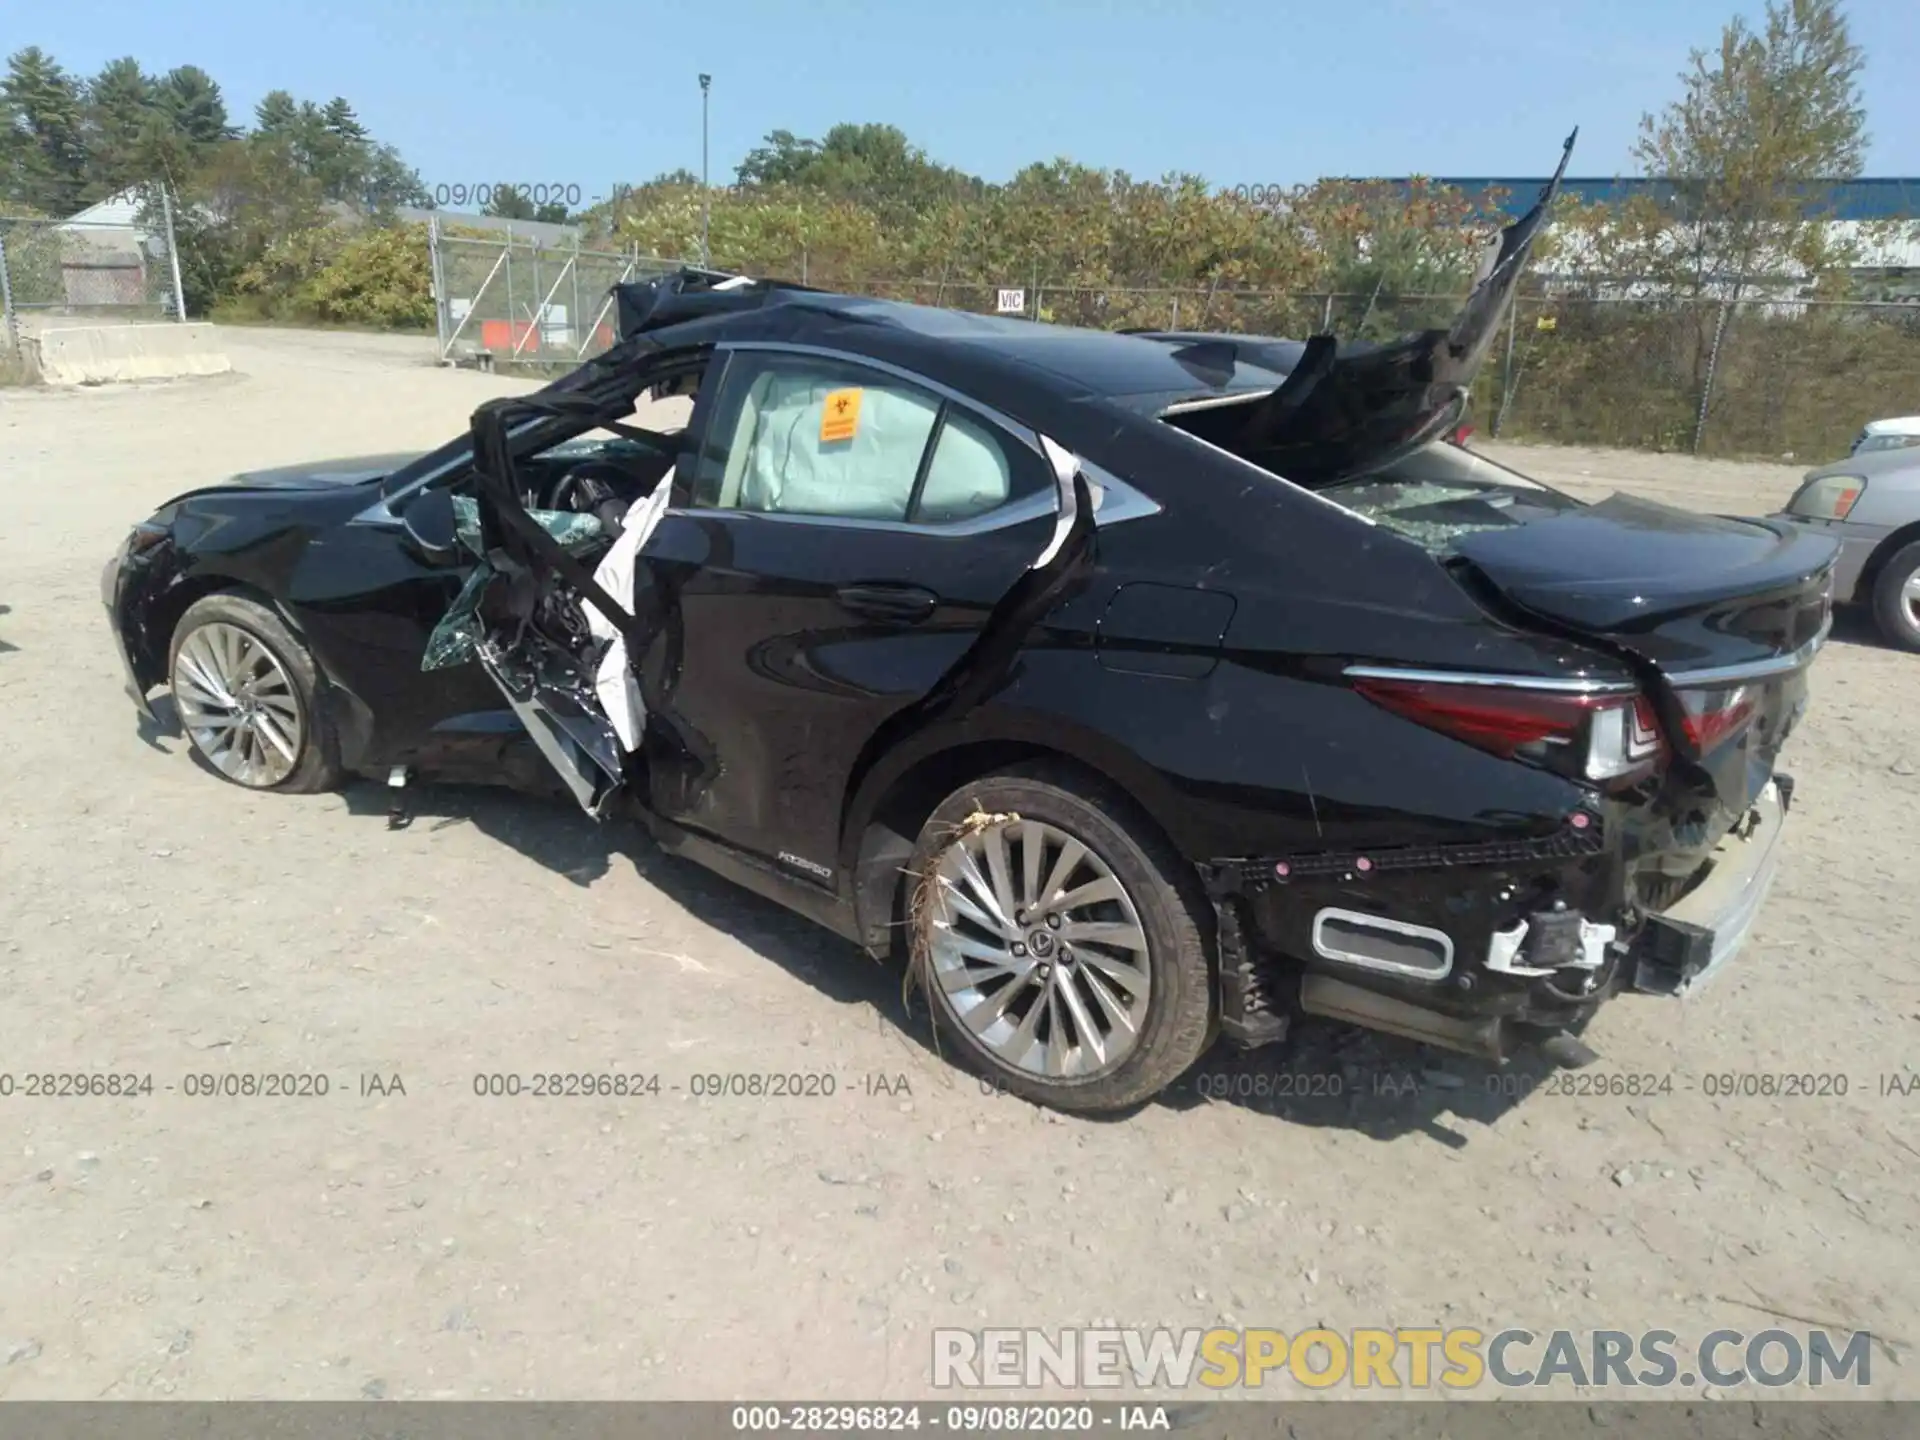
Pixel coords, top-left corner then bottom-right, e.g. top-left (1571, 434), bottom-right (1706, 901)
top-left (1450, 492), bottom-right (1838, 820)
top-left (1448, 492), bottom-right (1837, 669)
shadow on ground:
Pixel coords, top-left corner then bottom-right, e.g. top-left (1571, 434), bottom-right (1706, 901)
top-left (325, 771), bottom-right (1547, 1143)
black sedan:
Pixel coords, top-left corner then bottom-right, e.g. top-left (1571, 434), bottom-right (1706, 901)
top-left (102, 160), bottom-right (1837, 1112)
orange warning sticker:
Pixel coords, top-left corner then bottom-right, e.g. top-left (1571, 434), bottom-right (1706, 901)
top-left (819, 387), bottom-right (863, 443)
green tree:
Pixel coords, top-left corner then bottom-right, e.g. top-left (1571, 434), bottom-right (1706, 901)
top-left (1, 47), bottom-right (88, 214)
top-left (1633, 0), bottom-right (1867, 298)
top-left (735, 122), bottom-right (982, 217)
top-left (481, 182), bottom-right (536, 220)
top-left (154, 65), bottom-right (234, 148)
top-left (83, 57), bottom-right (156, 198)
top-left (253, 89), bottom-right (300, 135)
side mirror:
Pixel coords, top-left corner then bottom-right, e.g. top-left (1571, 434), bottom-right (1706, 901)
top-left (399, 486), bottom-right (460, 562)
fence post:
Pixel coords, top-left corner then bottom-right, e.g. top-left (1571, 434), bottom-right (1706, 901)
top-left (1692, 299), bottom-right (1733, 455)
top-left (428, 216), bottom-right (449, 360)
top-left (570, 233), bottom-right (582, 355)
top-left (1321, 292), bottom-right (1334, 332)
top-left (160, 186), bottom-right (187, 321)
top-left (525, 242), bottom-right (544, 357)
top-left (0, 237), bottom-right (18, 355)
top-left (1170, 294), bottom-right (1180, 330)
top-left (503, 232), bottom-right (517, 359)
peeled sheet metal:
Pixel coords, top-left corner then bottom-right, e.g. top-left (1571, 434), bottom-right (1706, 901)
top-left (587, 475), bottom-right (675, 751)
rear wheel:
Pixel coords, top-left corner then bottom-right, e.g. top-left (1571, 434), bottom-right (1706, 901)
top-left (168, 593), bottom-right (343, 792)
top-left (906, 763), bottom-right (1214, 1112)
top-left (1870, 541), bottom-right (1920, 653)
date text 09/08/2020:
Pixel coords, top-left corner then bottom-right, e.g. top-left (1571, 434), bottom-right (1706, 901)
top-left (432, 182), bottom-right (582, 210)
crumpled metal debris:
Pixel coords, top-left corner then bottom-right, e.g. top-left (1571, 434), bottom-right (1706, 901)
top-left (420, 497), bottom-right (607, 670)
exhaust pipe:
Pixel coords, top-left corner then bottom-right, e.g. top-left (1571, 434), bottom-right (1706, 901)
top-left (1299, 973), bottom-right (1507, 1060)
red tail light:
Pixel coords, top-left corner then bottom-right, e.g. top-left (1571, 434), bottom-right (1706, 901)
top-left (1675, 684), bottom-right (1757, 753)
top-left (1354, 677), bottom-right (1665, 786)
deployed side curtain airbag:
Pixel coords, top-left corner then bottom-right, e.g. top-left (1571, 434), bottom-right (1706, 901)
top-left (736, 375), bottom-right (940, 519)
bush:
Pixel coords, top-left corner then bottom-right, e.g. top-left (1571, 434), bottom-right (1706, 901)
top-left (300, 223), bottom-right (432, 328)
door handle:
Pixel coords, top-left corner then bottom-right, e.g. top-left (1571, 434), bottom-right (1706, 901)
top-left (835, 583), bottom-right (939, 623)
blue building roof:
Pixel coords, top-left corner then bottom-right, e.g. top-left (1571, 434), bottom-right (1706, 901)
top-left (1384, 176), bottom-right (1920, 221)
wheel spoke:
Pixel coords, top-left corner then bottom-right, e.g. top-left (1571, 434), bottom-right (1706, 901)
top-left (981, 824), bottom-right (1020, 927)
top-left (1052, 969), bottom-right (1106, 1068)
top-left (252, 712), bottom-right (297, 763)
top-left (1059, 920), bottom-right (1147, 953)
top-left (937, 876), bottom-right (1010, 939)
top-left (1079, 961), bottom-right (1143, 1035)
top-left (951, 847), bottom-right (1014, 934)
top-left (1039, 836), bottom-right (1086, 910)
top-left (1051, 875), bottom-right (1124, 913)
top-left (939, 958), bottom-right (1020, 996)
top-left (1075, 945), bottom-right (1149, 996)
top-left (1018, 821), bottom-right (1045, 913)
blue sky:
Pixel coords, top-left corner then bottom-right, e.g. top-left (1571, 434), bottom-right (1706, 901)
top-left (10, 0), bottom-right (1918, 205)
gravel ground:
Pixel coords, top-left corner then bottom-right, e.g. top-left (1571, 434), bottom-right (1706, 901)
top-left (0, 327), bottom-right (1915, 1402)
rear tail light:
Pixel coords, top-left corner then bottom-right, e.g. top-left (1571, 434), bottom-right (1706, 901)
top-left (1788, 474), bottom-right (1865, 520)
top-left (1353, 677), bottom-right (1665, 787)
top-left (1674, 684), bottom-right (1757, 754)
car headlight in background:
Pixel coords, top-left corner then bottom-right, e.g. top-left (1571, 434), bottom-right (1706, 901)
top-left (1788, 474), bottom-right (1866, 521)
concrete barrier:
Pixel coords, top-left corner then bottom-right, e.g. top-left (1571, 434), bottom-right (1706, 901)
top-left (26, 323), bottom-right (232, 386)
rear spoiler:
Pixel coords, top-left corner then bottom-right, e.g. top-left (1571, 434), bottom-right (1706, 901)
top-left (612, 267), bottom-right (826, 341)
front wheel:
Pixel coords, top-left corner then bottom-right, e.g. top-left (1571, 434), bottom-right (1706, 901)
top-left (168, 593), bottom-right (344, 792)
top-left (906, 763), bottom-right (1215, 1112)
top-left (1869, 541), bottom-right (1920, 653)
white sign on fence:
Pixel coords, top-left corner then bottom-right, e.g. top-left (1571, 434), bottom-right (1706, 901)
top-left (995, 288), bottom-right (1026, 315)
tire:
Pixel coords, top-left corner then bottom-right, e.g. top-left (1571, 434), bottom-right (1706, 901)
top-left (1869, 541), bottom-right (1920, 653)
top-left (905, 761), bottom-right (1215, 1113)
top-left (167, 592), bottom-right (344, 793)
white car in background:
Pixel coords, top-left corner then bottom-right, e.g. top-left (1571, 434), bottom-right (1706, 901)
top-left (1851, 415), bottom-right (1920, 456)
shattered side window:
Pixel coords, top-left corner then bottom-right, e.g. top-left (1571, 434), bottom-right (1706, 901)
top-left (420, 497), bottom-right (609, 670)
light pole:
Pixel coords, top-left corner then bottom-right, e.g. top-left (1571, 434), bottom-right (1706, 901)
top-left (698, 73), bottom-right (712, 268)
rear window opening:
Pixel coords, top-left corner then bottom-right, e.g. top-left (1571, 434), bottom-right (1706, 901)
top-left (1157, 391), bottom-right (1580, 553)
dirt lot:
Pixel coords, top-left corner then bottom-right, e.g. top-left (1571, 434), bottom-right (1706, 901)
top-left (1, 327), bottom-right (1915, 1402)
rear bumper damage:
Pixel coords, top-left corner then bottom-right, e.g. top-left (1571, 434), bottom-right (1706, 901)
top-left (1203, 775), bottom-right (1795, 1062)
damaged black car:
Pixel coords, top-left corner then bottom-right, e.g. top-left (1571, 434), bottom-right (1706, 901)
top-left (102, 140), bottom-right (1838, 1112)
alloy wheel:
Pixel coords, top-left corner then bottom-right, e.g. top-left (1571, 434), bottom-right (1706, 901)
top-left (170, 622), bottom-right (306, 788)
top-left (926, 818), bottom-right (1152, 1080)
top-left (1904, 570), bottom-right (1920, 629)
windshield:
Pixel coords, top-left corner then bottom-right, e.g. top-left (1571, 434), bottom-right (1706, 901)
top-left (1319, 442), bottom-right (1582, 551)
top-left (1853, 432), bottom-right (1920, 456)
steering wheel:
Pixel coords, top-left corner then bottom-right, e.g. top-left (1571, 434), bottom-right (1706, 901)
top-left (548, 461), bottom-right (632, 516)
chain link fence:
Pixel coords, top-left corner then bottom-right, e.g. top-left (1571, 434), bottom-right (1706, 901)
top-left (419, 225), bottom-right (1920, 461)
top-left (427, 222), bottom-right (689, 367)
top-left (0, 204), bottom-right (186, 358)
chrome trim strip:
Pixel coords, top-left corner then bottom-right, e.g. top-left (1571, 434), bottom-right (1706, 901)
top-left (1077, 458), bottom-right (1163, 526)
top-left (674, 489), bottom-right (1056, 538)
top-left (1343, 664), bottom-right (1638, 696)
top-left (1158, 388), bottom-right (1277, 417)
top-left (1311, 907), bottom-right (1455, 981)
top-left (1663, 610), bottom-right (1834, 686)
